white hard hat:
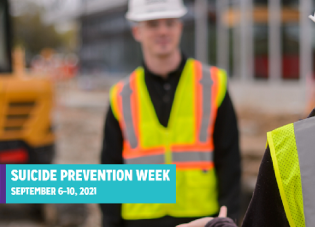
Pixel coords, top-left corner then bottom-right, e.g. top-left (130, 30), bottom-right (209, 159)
top-left (126, 0), bottom-right (187, 22)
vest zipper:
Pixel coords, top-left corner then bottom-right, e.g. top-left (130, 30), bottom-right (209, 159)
top-left (165, 131), bottom-right (172, 164)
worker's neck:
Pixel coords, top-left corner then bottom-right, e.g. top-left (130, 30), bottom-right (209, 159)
top-left (143, 50), bottom-right (181, 79)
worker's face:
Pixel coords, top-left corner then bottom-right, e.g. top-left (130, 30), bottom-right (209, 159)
top-left (132, 18), bottom-right (183, 58)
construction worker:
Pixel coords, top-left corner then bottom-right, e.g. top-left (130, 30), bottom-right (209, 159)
top-left (178, 109), bottom-right (315, 227)
top-left (100, 0), bottom-right (241, 226)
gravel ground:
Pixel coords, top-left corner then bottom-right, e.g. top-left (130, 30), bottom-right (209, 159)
top-left (53, 82), bottom-right (109, 227)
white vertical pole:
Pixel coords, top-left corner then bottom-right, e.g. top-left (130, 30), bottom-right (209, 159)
top-left (195, 0), bottom-right (209, 63)
top-left (233, 0), bottom-right (241, 78)
top-left (268, 0), bottom-right (281, 82)
top-left (240, 0), bottom-right (253, 81)
top-left (216, 0), bottom-right (229, 72)
top-left (300, 0), bottom-right (313, 84)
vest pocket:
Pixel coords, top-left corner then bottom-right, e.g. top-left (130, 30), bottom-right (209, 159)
top-left (186, 169), bottom-right (214, 187)
top-left (184, 169), bottom-right (219, 216)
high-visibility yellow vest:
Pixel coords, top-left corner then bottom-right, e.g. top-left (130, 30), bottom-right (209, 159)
top-left (110, 59), bottom-right (228, 220)
top-left (267, 117), bottom-right (315, 227)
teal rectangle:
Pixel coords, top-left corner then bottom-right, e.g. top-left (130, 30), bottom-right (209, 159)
top-left (5, 164), bottom-right (176, 204)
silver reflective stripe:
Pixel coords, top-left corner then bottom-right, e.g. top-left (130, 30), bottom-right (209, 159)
top-left (125, 151), bottom-right (213, 164)
top-left (125, 154), bottom-right (165, 164)
top-left (120, 80), bottom-right (138, 149)
top-left (294, 117), bottom-right (315, 226)
top-left (199, 64), bottom-right (213, 142)
top-left (172, 151), bottom-right (213, 162)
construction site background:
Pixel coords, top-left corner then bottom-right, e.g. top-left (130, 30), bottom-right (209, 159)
top-left (2, 0), bottom-right (315, 226)
top-left (0, 73), bottom-right (309, 226)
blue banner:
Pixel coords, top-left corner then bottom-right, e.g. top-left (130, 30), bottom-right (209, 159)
top-left (1, 164), bottom-right (176, 204)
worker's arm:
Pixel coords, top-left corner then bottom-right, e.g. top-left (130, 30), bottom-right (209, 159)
top-left (237, 110), bottom-right (315, 226)
top-left (241, 146), bottom-right (289, 227)
top-left (213, 91), bottom-right (241, 222)
top-left (99, 105), bottom-right (124, 227)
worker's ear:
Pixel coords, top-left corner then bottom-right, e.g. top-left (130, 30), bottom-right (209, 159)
top-left (131, 23), bottom-right (142, 42)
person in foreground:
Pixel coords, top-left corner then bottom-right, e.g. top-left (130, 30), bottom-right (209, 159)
top-left (178, 108), bottom-right (315, 227)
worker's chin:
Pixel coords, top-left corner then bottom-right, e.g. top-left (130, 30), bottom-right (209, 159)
top-left (153, 49), bottom-right (174, 58)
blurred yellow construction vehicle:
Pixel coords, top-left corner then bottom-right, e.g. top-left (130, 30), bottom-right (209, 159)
top-left (0, 1), bottom-right (88, 226)
top-left (0, 0), bottom-right (55, 164)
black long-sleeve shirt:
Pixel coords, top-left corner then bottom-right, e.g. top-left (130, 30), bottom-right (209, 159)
top-left (100, 55), bottom-right (241, 227)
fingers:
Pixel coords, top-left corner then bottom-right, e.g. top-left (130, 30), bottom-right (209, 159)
top-left (218, 206), bottom-right (228, 218)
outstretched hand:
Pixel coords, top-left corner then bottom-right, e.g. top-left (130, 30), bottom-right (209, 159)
top-left (176, 206), bottom-right (227, 227)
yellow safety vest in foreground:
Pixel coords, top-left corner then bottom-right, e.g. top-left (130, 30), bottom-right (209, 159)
top-left (110, 59), bottom-right (227, 220)
top-left (267, 117), bottom-right (315, 227)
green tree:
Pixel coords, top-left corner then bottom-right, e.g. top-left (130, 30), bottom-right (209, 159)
top-left (11, 3), bottom-right (76, 61)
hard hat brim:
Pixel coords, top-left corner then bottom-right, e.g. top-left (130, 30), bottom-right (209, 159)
top-left (126, 8), bottom-right (187, 22)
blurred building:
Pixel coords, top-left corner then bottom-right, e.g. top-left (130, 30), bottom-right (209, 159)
top-left (44, 0), bottom-right (315, 82)
top-left (44, 0), bottom-right (198, 73)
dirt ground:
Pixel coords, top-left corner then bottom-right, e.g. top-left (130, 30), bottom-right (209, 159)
top-left (0, 78), bottom-right (305, 226)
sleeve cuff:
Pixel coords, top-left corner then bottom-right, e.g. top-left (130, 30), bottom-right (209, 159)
top-left (205, 218), bottom-right (237, 227)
